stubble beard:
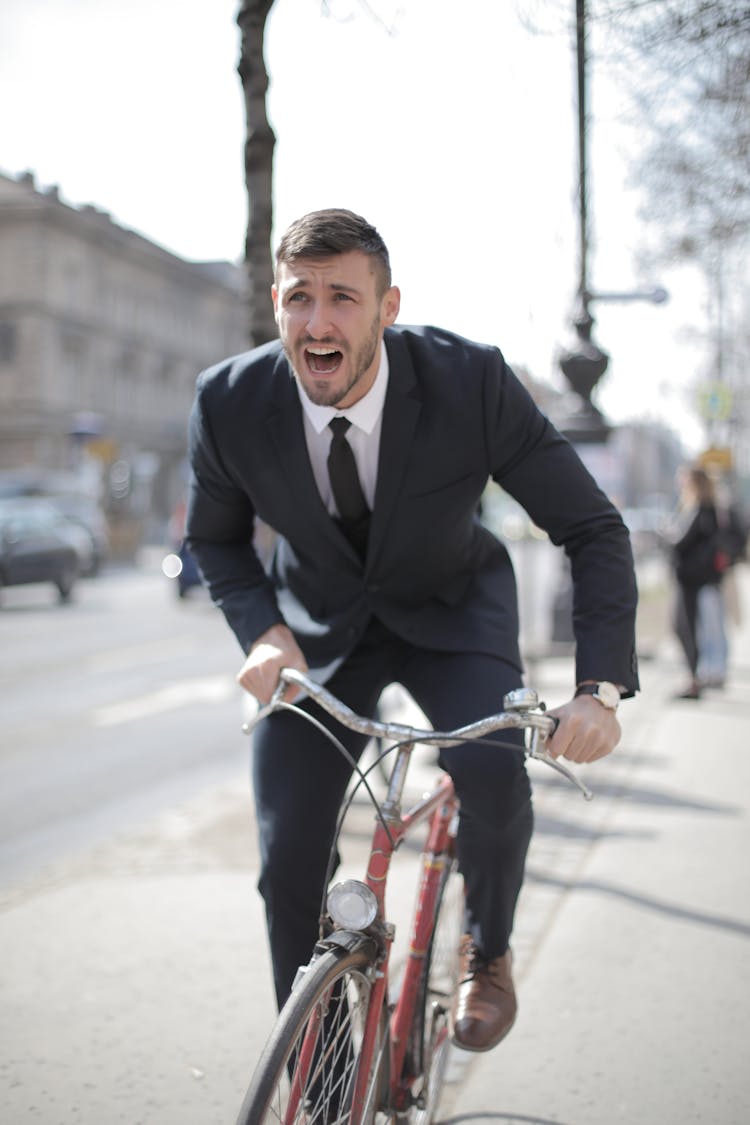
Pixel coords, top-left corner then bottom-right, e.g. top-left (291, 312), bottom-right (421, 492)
top-left (286, 313), bottom-right (381, 408)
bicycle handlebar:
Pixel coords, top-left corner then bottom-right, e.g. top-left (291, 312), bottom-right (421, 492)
top-left (244, 667), bottom-right (593, 801)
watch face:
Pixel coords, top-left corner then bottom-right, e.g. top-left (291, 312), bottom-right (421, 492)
top-left (596, 682), bottom-right (620, 710)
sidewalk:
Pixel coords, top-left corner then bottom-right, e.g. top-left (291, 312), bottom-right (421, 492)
top-left (442, 566), bottom-right (750, 1124)
top-left (1, 569), bottom-right (749, 1123)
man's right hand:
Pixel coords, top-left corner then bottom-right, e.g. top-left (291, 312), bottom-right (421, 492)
top-left (237, 623), bottom-right (308, 704)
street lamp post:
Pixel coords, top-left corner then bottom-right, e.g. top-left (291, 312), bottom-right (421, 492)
top-left (549, 0), bottom-right (670, 644)
top-left (550, 2), bottom-right (670, 452)
top-left (555, 0), bottom-right (611, 445)
top-left (551, 1), bottom-right (631, 638)
top-left (556, 0), bottom-right (669, 445)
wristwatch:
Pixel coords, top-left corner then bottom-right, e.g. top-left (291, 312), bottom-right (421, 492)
top-left (575, 681), bottom-right (621, 712)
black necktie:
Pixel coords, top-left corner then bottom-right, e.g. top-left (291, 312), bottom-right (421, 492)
top-left (327, 417), bottom-right (369, 551)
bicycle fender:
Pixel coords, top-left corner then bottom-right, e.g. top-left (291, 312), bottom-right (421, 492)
top-left (314, 930), bottom-right (378, 959)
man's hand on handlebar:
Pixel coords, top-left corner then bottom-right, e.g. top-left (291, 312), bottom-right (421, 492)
top-left (546, 694), bottom-right (621, 764)
top-left (236, 624), bottom-right (308, 705)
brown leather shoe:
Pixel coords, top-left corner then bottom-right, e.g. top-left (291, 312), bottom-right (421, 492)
top-left (451, 935), bottom-right (517, 1052)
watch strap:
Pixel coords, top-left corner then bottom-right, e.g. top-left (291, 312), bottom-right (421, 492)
top-left (575, 681), bottom-right (620, 710)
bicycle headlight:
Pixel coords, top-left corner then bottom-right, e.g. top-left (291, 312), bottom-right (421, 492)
top-left (327, 880), bottom-right (378, 930)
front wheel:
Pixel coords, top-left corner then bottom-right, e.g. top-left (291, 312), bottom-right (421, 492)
top-left (237, 943), bottom-right (390, 1124)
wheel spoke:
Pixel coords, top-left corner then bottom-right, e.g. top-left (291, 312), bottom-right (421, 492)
top-left (237, 946), bottom-right (389, 1125)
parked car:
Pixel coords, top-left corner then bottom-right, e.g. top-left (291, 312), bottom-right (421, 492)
top-left (0, 503), bottom-right (81, 602)
top-left (0, 498), bottom-right (97, 576)
top-left (0, 471), bottom-right (109, 575)
top-left (43, 493), bottom-right (109, 575)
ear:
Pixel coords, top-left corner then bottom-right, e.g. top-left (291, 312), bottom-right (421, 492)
top-left (381, 285), bottom-right (401, 327)
top-left (271, 284), bottom-right (280, 321)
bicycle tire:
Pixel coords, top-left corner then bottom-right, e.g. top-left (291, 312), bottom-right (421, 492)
top-left (236, 943), bottom-right (390, 1124)
top-left (405, 852), bottom-right (463, 1124)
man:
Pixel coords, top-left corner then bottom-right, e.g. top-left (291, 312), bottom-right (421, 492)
top-left (186, 208), bottom-right (639, 1052)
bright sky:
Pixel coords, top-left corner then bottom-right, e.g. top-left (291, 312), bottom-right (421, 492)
top-left (1, 0), bottom-right (707, 450)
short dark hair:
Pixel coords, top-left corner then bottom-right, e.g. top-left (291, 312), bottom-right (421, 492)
top-left (275, 209), bottom-right (392, 295)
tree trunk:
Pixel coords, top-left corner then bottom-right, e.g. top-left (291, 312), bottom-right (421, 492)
top-left (236, 0), bottom-right (277, 346)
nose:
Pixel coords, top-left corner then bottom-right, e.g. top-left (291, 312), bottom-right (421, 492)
top-left (304, 300), bottom-right (334, 340)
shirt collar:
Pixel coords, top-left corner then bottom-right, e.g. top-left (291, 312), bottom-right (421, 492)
top-left (295, 343), bottom-right (389, 435)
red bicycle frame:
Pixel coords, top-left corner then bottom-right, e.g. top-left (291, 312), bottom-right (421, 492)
top-left (348, 742), bottom-right (458, 1120)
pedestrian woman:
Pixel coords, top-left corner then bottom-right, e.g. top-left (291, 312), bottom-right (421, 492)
top-left (671, 466), bottom-right (724, 699)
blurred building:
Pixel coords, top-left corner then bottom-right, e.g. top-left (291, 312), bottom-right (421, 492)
top-left (0, 170), bottom-right (249, 550)
top-left (514, 364), bottom-right (683, 508)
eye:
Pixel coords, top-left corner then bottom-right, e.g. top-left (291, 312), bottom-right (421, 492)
top-left (334, 292), bottom-right (354, 302)
top-left (287, 291), bottom-right (308, 303)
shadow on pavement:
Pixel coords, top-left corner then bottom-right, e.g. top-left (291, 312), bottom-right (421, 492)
top-left (525, 866), bottom-right (750, 940)
top-left (442, 1113), bottom-right (573, 1124)
top-left (532, 773), bottom-right (742, 817)
top-left (532, 811), bottom-right (653, 843)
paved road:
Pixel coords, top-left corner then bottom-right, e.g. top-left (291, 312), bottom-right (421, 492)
top-left (0, 558), bottom-right (246, 883)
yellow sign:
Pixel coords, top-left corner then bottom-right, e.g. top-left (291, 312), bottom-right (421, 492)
top-left (698, 446), bottom-right (733, 472)
top-left (84, 437), bottom-right (119, 462)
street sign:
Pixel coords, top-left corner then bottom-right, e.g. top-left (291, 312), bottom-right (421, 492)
top-left (698, 446), bottom-right (733, 472)
top-left (697, 382), bottom-right (733, 422)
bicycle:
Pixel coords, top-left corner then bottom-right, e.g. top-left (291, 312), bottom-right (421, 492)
top-left (236, 668), bottom-right (592, 1124)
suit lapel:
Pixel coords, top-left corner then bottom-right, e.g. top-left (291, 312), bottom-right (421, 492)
top-left (367, 330), bottom-right (422, 568)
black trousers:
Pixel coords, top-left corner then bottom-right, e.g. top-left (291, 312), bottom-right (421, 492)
top-left (251, 618), bottom-right (533, 1010)
top-left (674, 581), bottom-right (701, 677)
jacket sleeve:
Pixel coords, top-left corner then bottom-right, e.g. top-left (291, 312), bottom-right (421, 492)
top-left (185, 372), bottom-right (284, 654)
top-left (482, 349), bottom-right (639, 695)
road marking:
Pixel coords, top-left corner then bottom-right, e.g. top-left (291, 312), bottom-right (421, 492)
top-left (84, 636), bottom-right (201, 673)
top-left (91, 676), bottom-right (237, 726)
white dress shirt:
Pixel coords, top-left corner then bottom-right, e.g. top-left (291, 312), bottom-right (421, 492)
top-left (295, 345), bottom-right (389, 516)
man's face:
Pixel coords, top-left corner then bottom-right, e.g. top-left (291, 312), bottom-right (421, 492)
top-left (272, 250), bottom-right (400, 409)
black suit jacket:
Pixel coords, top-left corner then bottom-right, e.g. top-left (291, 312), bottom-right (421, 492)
top-left (186, 325), bottom-right (639, 694)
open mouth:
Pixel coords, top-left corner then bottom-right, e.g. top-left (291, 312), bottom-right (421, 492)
top-left (305, 346), bottom-right (343, 375)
